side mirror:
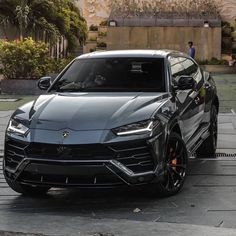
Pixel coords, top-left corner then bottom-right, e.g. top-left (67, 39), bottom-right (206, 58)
top-left (38, 76), bottom-right (52, 90)
top-left (177, 76), bottom-right (196, 90)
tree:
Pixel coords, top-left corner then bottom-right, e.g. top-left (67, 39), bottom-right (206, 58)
top-left (0, 0), bottom-right (18, 39)
top-left (0, 0), bottom-right (87, 52)
top-left (15, 0), bottom-right (30, 40)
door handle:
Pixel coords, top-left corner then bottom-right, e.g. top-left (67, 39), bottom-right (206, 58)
top-left (194, 97), bottom-right (200, 105)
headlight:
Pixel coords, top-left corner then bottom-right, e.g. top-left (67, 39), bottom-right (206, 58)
top-left (112, 120), bottom-right (159, 136)
top-left (7, 119), bottom-right (29, 136)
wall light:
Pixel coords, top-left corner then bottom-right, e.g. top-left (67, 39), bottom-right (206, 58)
top-left (204, 21), bottom-right (210, 28)
top-left (109, 20), bottom-right (117, 27)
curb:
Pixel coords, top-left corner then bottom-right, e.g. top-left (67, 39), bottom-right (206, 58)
top-left (0, 232), bottom-right (47, 236)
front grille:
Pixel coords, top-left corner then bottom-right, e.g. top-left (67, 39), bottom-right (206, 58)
top-left (109, 141), bottom-right (155, 173)
top-left (5, 139), bottom-right (28, 169)
top-left (6, 138), bottom-right (155, 174)
top-left (25, 143), bottom-right (114, 160)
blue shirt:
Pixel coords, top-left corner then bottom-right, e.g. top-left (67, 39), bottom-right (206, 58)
top-left (189, 47), bottom-right (196, 58)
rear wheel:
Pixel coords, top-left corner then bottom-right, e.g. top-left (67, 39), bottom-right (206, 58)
top-left (5, 178), bottom-right (50, 196)
top-left (157, 132), bottom-right (188, 197)
top-left (196, 105), bottom-right (218, 158)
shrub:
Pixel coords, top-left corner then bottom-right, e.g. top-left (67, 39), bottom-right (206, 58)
top-left (232, 31), bottom-right (236, 42)
top-left (0, 38), bottom-right (51, 79)
top-left (197, 59), bottom-right (208, 65)
top-left (98, 32), bottom-right (107, 37)
top-left (89, 24), bottom-right (98, 31)
top-left (209, 57), bottom-right (228, 65)
top-left (197, 58), bottom-right (228, 65)
top-left (97, 42), bottom-right (107, 47)
top-left (49, 57), bottom-right (74, 74)
top-left (99, 20), bottom-right (108, 26)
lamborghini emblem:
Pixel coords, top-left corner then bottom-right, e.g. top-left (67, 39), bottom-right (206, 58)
top-left (62, 131), bottom-right (69, 138)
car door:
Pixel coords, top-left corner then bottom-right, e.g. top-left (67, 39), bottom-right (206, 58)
top-left (180, 57), bottom-right (206, 140)
top-left (168, 55), bottom-right (205, 143)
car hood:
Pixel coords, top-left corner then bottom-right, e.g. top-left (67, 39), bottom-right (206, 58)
top-left (16, 92), bottom-right (169, 131)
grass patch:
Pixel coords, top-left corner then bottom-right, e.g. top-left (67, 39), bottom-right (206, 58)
top-left (0, 95), bottom-right (37, 111)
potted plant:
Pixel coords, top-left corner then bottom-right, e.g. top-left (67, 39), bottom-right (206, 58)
top-left (89, 24), bottom-right (98, 31)
top-left (96, 41), bottom-right (107, 50)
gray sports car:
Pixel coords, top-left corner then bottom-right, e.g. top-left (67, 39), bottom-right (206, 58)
top-left (3, 50), bottom-right (219, 196)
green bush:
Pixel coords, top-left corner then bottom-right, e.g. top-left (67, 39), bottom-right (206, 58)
top-left (197, 57), bottom-right (228, 65)
top-left (0, 38), bottom-right (51, 79)
top-left (232, 31), bottom-right (236, 42)
top-left (197, 59), bottom-right (208, 65)
top-left (89, 24), bottom-right (98, 31)
top-left (49, 57), bottom-right (73, 74)
top-left (98, 32), bottom-right (107, 37)
top-left (97, 42), bottom-right (107, 48)
top-left (99, 20), bottom-right (108, 26)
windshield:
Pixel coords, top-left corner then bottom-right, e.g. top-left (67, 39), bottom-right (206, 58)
top-left (51, 58), bottom-right (165, 92)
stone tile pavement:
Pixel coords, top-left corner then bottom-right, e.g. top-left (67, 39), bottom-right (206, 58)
top-left (217, 113), bottom-right (236, 153)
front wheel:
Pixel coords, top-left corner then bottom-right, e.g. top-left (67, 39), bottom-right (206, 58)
top-left (156, 132), bottom-right (188, 197)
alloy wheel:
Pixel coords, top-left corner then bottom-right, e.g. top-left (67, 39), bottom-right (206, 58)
top-left (162, 135), bottom-right (187, 192)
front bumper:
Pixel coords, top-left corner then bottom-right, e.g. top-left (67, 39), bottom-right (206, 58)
top-left (3, 135), bottom-right (164, 188)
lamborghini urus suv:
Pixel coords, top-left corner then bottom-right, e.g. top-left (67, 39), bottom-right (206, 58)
top-left (3, 50), bottom-right (219, 196)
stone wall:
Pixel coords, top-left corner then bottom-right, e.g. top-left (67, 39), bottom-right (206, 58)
top-left (76, 0), bottom-right (110, 26)
top-left (77, 0), bottom-right (236, 26)
top-left (219, 0), bottom-right (236, 22)
top-left (107, 27), bottom-right (221, 60)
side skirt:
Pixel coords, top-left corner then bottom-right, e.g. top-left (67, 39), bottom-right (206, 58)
top-left (186, 124), bottom-right (210, 155)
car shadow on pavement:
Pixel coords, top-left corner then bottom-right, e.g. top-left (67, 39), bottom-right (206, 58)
top-left (3, 158), bottom-right (233, 226)
top-left (5, 184), bottom-right (186, 221)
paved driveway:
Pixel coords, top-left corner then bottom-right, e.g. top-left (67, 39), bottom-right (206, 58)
top-left (0, 73), bottom-right (236, 235)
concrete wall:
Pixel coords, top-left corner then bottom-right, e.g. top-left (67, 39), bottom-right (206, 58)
top-left (1, 79), bottom-right (43, 95)
top-left (107, 27), bottom-right (222, 60)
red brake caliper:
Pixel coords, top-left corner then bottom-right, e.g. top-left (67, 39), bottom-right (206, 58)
top-left (170, 147), bottom-right (177, 170)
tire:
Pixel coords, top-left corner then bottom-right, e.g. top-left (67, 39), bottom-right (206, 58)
top-left (156, 132), bottom-right (188, 197)
top-left (5, 178), bottom-right (50, 196)
top-left (196, 105), bottom-right (218, 158)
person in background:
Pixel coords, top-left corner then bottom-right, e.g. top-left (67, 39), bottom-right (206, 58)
top-left (188, 41), bottom-right (196, 59)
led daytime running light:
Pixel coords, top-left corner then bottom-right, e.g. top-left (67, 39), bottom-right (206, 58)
top-left (115, 120), bottom-right (157, 136)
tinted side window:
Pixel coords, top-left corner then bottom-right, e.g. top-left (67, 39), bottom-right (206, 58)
top-left (168, 57), bottom-right (185, 84)
top-left (169, 57), bottom-right (185, 78)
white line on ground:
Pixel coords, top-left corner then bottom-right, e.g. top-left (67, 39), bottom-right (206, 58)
top-left (231, 109), bottom-right (236, 114)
